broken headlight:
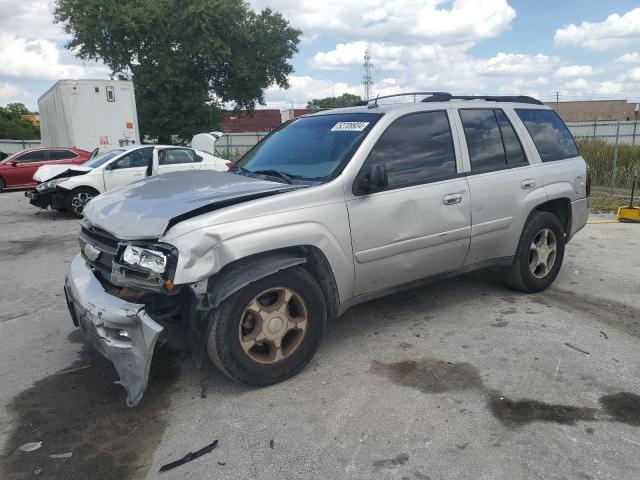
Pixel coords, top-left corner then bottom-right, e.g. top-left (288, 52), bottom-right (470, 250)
top-left (36, 179), bottom-right (65, 192)
top-left (123, 245), bottom-right (168, 273)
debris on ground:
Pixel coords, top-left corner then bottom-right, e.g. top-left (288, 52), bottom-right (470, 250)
top-left (269, 439), bottom-right (275, 449)
top-left (200, 376), bottom-right (213, 399)
top-left (19, 441), bottom-right (42, 452)
top-left (34, 467), bottom-right (43, 476)
top-left (565, 343), bottom-right (590, 355)
top-left (159, 440), bottom-right (218, 472)
top-left (217, 462), bottom-right (226, 466)
top-left (600, 331), bottom-right (608, 339)
top-left (49, 452), bottom-right (73, 459)
top-left (55, 364), bottom-right (92, 375)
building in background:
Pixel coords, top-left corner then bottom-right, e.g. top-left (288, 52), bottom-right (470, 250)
top-left (20, 114), bottom-right (41, 128)
top-left (546, 100), bottom-right (639, 122)
top-left (220, 110), bottom-right (282, 133)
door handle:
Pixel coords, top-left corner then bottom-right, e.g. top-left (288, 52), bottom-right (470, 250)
top-left (443, 193), bottom-right (463, 205)
top-left (521, 179), bottom-right (536, 190)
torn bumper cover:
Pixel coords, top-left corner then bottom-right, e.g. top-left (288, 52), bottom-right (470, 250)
top-left (64, 254), bottom-right (163, 407)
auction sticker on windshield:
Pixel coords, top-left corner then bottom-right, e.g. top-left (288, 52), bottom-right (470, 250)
top-left (330, 122), bottom-right (369, 132)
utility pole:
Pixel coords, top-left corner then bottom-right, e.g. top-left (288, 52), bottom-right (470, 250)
top-left (555, 91), bottom-right (559, 113)
top-left (362, 49), bottom-right (374, 100)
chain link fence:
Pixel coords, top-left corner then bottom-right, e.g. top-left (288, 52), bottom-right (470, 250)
top-left (567, 121), bottom-right (640, 211)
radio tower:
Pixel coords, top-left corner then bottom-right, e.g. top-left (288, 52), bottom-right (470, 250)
top-left (362, 49), bottom-right (374, 100)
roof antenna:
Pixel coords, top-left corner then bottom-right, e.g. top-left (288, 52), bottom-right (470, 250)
top-left (367, 94), bottom-right (380, 109)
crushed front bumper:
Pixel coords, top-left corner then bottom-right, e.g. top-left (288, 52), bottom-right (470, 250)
top-left (25, 189), bottom-right (53, 209)
top-left (64, 254), bottom-right (164, 407)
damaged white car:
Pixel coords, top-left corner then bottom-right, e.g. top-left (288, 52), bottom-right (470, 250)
top-left (26, 145), bottom-right (227, 217)
top-left (64, 94), bottom-right (590, 406)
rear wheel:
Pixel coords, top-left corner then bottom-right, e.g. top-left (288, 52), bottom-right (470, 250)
top-left (65, 187), bottom-right (98, 218)
top-left (505, 211), bottom-right (565, 293)
top-left (0, 177), bottom-right (5, 192)
top-left (207, 266), bottom-right (327, 386)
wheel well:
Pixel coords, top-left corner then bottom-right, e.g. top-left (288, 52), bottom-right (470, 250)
top-left (533, 198), bottom-right (571, 238)
top-left (210, 246), bottom-right (340, 319)
top-left (69, 185), bottom-right (100, 195)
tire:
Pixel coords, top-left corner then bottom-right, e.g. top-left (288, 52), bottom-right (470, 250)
top-left (64, 187), bottom-right (98, 218)
top-left (207, 266), bottom-right (327, 386)
top-left (0, 177), bottom-right (5, 192)
top-left (505, 211), bottom-right (565, 293)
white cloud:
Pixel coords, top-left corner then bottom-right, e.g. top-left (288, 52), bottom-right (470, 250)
top-left (622, 67), bottom-right (640, 82)
top-left (554, 8), bottom-right (640, 50)
top-left (0, 82), bottom-right (34, 106)
top-left (0, 34), bottom-right (108, 80)
top-left (265, 75), bottom-right (362, 108)
top-left (554, 65), bottom-right (596, 78)
top-left (251, 0), bottom-right (515, 45)
top-left (0, 0), bottom-right (66, 41)
top-left (616, 52), bottom-right (640, 63)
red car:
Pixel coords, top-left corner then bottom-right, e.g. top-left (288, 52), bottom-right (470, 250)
top-left (0, 147), bottom-right (92, 191)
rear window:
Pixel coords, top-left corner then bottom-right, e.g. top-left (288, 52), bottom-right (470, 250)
top-left (515, 109), bottom-right (578, 162)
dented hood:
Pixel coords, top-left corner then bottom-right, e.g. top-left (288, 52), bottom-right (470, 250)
top-left (34, 164), bottom-right (92, 182)
top-left (83, 170), bottom-right (294, 239)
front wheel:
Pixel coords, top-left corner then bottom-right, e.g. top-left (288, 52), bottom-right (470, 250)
top-left (64, 187), bottom-right (98, 218)
top-left (0, 177), bottom-right (5, 192)
top-left (207, 266), bottom-right (327, 386)
top-left (505, 211), bottom-right (565, 293)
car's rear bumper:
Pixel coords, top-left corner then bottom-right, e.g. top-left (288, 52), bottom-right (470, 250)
top-left (569, 197), bottom-right (590, 240)
top-left (64, 254), bottom-right (164, 407)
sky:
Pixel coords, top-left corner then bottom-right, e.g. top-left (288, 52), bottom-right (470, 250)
top-left (1, 0), bottom-right (640, 111)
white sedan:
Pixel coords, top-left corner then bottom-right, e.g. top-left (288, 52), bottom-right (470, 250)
top-left (26, 145), bottom-right (228, 217)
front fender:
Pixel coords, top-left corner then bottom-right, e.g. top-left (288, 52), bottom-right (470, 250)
top-left (167, 203), bottom-right (355, 304)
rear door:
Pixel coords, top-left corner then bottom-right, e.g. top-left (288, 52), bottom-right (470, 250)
top-left (6, 150), bottom-right (48, 187)
top-left (155, 148), bottom-right (200, 175)
top-left (454, 107), bottom-right (544, 265)
top-left (346, 110), bottom-right (471, 296)
top-left (103, 147), bottom-right (153, 191)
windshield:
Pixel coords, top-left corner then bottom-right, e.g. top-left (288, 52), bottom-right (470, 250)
top-left (83, 149), bottom-right (126, 168)
top-left (235, 113), bottom-right (381, 181)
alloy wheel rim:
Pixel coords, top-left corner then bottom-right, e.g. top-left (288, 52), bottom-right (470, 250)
top-left (238, 287), bottom-right (308, 364)
top-left (528, 227), bottom-right (557, 279)
top-left (71, 192), bottom-right (94, 215)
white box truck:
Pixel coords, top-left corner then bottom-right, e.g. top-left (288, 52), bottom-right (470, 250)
top-left (38, 79), bottom-right (140, 153)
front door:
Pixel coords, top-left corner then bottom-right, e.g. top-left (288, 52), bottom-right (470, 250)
top-left (346, 110), bottom-right (472, 296)
top-left (8, 149), bottom-right (47, 187)
top-left (103, 147), bottom-right (154, 191)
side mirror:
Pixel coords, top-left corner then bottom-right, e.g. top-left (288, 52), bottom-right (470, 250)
top-left (10, 161), bottom-right (17, 167)
top-left (357, 163), bottom-right (388, 194)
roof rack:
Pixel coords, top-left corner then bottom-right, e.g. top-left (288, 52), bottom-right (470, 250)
top-left (421, 94), bottom-right (543, 105)
top-left (353, 92), bottom-right (451, 107)
top-left (353, 92), bottom-right (543, 107)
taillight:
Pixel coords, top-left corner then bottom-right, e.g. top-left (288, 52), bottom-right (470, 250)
top-left (586, 167), bottom-right (591, 197)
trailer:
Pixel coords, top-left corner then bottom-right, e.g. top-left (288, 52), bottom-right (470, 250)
top-left (38, 80), bottom-right (140, 153)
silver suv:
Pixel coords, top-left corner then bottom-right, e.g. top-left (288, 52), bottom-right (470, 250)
top-left (64, 93), bottom-right (590, 406)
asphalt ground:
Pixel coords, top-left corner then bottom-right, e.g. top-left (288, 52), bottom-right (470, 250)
top-left (1, 190), bottom-right (639, 480)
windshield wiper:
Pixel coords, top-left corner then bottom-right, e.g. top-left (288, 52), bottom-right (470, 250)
top-left (249, 169), bottom-right (295, 184)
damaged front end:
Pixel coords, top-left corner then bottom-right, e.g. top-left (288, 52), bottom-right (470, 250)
top-left (64, 224), bottom-right (187, 407)
top-left (25, 181), bottom-right (68, 210)
top-left (65, 255), bottom-right (164, 407)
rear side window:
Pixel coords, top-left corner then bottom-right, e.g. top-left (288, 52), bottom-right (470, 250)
top-left (460, 109), bottom-right (528, 171)
top-left (363, 111), bottom-right (457, 190)
top-left (48, 150), bottom-right (78, 161)
top-left (159, 149), bottom-right (196, 165)
top-left (515, 109), bottom-right (578, 162)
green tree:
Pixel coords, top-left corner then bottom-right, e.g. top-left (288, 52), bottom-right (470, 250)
top-left (0, 105), bottom-right (40, 140)
top-left (54, 0), bottom-right (300, 143)
top-left (5, 103), bottom-right (34, 116)
top-left (307, 93), bottom-right (362, 110)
